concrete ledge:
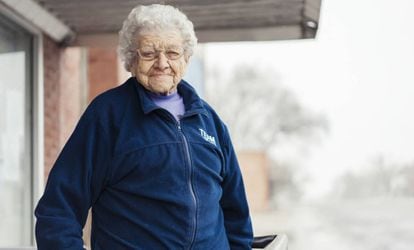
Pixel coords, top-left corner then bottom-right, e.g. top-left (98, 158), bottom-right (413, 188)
top-left (0, 0), bottom-right (74, 42)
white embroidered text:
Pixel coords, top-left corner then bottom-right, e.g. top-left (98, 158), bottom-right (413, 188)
top-left (199, 128), bottom-right (216, 146)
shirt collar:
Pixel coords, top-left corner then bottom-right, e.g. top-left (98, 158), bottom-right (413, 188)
top-left (131, 77), bottom-right (208, 117)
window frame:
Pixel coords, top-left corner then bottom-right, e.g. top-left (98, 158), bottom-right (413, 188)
top-left (0, 3), bottom-right (44, 247)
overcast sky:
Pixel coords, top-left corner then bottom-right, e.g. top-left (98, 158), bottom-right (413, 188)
top-left (203, 0), bottom-right (414, 198)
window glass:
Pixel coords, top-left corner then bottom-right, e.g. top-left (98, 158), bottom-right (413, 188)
top-left (0, 13), bottom-right (33, 246)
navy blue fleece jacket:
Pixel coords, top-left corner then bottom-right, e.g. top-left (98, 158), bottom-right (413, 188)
top-left (35, 77), bottom-right (253, 249)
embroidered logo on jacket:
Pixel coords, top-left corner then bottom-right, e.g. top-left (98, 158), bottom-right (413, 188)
top-left (199, 128), bottom-right (216, 146)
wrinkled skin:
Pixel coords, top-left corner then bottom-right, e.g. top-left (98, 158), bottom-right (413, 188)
top-left (132, 31), bottom-right (189, 95)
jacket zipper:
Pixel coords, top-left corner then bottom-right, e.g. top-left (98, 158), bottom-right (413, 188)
top-left (177, 121), bottom-right (197, 249)
top-left (157, 110), bottom-right (198, 248)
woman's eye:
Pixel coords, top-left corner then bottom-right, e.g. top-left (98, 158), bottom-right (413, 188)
top-left (167, 50), bottom-right (180, 57)
top-left (141, 51), bottom-right (155, 58)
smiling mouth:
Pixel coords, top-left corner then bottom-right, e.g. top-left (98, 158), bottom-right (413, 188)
top-left (151, 74), bottom-right (172, 77)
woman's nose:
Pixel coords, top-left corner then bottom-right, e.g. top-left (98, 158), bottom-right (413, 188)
top-left (154, 52), bottom-right (169, 69)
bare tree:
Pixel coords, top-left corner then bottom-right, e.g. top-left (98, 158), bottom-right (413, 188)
top-left (206, 64), bottom-right (328, 151)
top-left (205, 64), bottom-right (328, 204)
top-left (332, 156), bottom-right (414, 198)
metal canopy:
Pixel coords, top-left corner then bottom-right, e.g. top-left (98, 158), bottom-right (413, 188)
top-left (32, 0), bottom-right (321, 46)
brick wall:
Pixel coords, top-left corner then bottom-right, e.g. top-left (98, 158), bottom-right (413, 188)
top-left (43, 35), bottom-right (86, 180)
top-left (43, 39), bottom-right (120, 248)
top-left (43, 35), bottom-right (62, 179)
top-left (87, 47), bottom-right (119, 102)
top-left (59, 47), bottom-right (85, 143)
top-left (238, 151), bottom-right (270, 211)
top-left (43, 35), bottom-right (91, 246)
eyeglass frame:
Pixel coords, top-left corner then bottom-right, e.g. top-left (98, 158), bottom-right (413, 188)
top-left (136, 47), bottom-right (185, 61)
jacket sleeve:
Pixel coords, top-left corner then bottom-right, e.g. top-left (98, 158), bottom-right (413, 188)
top-left (34, 112), bottom-right (112, 250)
top-left (220, 128), bottom-right (253, 249)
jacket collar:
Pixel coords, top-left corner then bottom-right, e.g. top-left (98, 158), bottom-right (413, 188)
top-left (131, 77), bottom-right (208, 117)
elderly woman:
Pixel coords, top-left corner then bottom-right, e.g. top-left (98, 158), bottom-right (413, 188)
top-left (35, 4), bottom-right (253, 250)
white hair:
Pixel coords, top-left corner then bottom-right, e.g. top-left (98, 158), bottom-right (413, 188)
top-left (118, 4), bottom-right (198, 72)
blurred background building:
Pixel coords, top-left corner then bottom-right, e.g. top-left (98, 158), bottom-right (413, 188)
top-left (0, 0), bottom-right (321, 248)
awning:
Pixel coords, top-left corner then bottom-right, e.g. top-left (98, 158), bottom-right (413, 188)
top-left (1, 0), bottom-right (322, 46)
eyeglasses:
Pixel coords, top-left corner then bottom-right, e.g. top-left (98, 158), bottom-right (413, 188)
top-left (137, 47), bottom-right (184, 61)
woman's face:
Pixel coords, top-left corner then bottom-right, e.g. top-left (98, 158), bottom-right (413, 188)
top-left (132, 31), bottom-right (189, 95)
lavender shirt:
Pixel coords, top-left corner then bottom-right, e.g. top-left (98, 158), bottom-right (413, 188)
top-left (149, 91), bottom-right (185, 121)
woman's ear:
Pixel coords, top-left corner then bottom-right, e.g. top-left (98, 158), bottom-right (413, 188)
top-left (130, 60), bottom-right (137, 76)
top-left (184, 55), bottom-right (191, 63)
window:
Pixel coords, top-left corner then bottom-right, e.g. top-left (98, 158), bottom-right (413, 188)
top-left (0, 12), bottom-right (34, 246)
